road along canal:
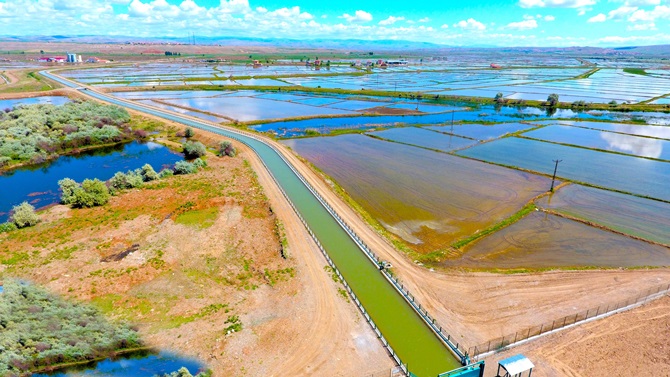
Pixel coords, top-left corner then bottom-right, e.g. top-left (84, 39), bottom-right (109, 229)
top-left (42, 71), bottom-right (468, 377)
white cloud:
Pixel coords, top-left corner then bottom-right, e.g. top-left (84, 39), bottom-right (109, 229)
top-left (519, 0), bottom-right (596, 8)
top-left (507, 19), bottom-right (539, 29)
top-left (628, 5), bottom-right (670, 22)
top-left (453, 18), bottom-right (486, 30)
top-left (545, 15), bottom-right (556, 20)
top-left (342, 10), bottom-right (373, 23)
top-left (608, 6), bottom-right (638, 19)
top-left (378, 16), bottom-right (405, 25)
top-left (418, 17), bottom-right (430, 22)
top-left (588, 13), bottom-right (607, 22)
top-left (440, 24), bottom-right (449, 29)
top-left (255, 6), bottom-right (267, 13)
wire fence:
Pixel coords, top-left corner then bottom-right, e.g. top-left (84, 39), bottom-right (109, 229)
top-left (468, 282), bottom-right (670, 358)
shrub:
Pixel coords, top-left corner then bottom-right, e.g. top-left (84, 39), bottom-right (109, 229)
top-left (70, 179), bottom-right (110, 208)
top-left (192, 158), bottom-right (207, 169)
top-left (0, 222), bottom-right (18, 233)
top-left (183, 141), bottom-right (206, 158)
top-left (58, 178), bottom-right (79, 205)
top-left (184, 127), bottom-right (195, 138)
top-left (174, 160), bottom-right (197, 175)
top-left (10, 202), bottom-right (39, 228)
top-left (159, 168), bottom-right (174, 178)
top-left (140, 164), bottom-right (159, 182)
top-left (217, 141), bottom-right (237, 157)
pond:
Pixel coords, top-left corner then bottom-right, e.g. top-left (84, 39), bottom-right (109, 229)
top-left (0, 96), bottom-right (70, 109)
top-left (32, 350), bottom-right (204, 377)
top-left (0, 141), bottom-right (183, 222)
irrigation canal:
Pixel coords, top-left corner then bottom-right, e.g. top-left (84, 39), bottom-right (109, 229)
top-left (42, 71), bottom-right (465, 377)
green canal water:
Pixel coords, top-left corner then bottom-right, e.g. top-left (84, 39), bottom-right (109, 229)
top-left (44, 72), bottom-right (462, 376)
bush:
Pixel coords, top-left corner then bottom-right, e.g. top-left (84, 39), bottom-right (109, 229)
top-left (159, 168), bottom-right (174, 178)
top-left (217, 141), bottom-right (237, 157)
top-left (184, 127), bottom-right (195, 138)
top-left (183, 141), bottom-right (206, 159)
top-left (192, 158), bottom-right (207, 169)
top-left (10, 202), bottom-right (39, 228)
top-left (0, 222), bottom-right (18, 233)
top-left (547, 93), bottom-right (559, 107)
top-left (174, 160), bottom-right (197, 175)
top-left (140, 164), bottom-right (159, 182)
top-left (70, 179), bottom-right (110, 208)
top-left (58, 178), bottom-right (79, 205)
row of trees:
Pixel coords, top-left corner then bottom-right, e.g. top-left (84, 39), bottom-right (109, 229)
top-left (494, 92), bottom-right (560, 107)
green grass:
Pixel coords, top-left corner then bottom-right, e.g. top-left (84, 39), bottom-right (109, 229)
top-left (451, 203), bottom-right (537, 249)
top-left (623, 68), bottom-right (648, 76)
top-left (174, 207), bottom-right (219, 228)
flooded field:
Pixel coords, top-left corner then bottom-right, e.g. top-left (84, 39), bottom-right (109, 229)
top-left (522, 125), bottom-right (670, 160)
top-left (449, 211), bottom-right (670, 269)
top-left (537, 185), bottom-right (670, 245)
top-left (283, 134), bottom-right (550, 253)
top-left (368, 127), bottom-right (478, 152)
top-left (479, 69), bottom-right (670, 104)
top-left (537, 120), bottom-right (670, 140)
top-left (459, 137), bottom-right (670, 202)
top-left (425, 122), bottom-right (535, 140)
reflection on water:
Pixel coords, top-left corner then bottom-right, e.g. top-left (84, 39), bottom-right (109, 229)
top-left (32, 350), bottom-right (204, 377)
top-left (600, 131), bottom-right (663, 159)
top-left (0, 141), bottom-right (182, 222)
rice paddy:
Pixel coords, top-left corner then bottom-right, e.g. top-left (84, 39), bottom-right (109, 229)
top-left (536, 185), bottom-right (670, 246)
top-left (282, 134), bottom-right (550, 254)
top-left (448, 212), bottom-right (670, 269)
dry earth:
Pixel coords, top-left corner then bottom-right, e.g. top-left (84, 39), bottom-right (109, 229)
top-left (0, 119), bottom-right (393, 376)
top-left (481, 294), bottom-right (670, 377)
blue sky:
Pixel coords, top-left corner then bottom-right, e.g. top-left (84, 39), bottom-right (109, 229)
top-left (0, 0), bottom-right (668, 46)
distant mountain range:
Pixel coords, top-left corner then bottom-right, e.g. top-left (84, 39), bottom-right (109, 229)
top-left (1, 35), bottom-right (669, 56)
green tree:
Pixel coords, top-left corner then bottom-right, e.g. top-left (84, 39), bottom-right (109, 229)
top-left (494, 92), bottom-right (505, 103)
top-left (184, 127), bottom-right (195, 138)
top-left (547, 93), bottom-right (560, 107)
top-left (10, 202), bottom-right (39, 228)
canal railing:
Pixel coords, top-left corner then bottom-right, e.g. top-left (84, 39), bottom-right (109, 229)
top-left (469, 282), bottom-right (670, 359)
top-left (43, 70), bottom-right (470, 372)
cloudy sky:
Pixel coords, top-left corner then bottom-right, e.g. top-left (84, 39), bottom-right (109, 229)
top-left (0, 0), bottom-right (668, 47)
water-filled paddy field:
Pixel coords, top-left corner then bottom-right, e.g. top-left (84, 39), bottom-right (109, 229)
top-left (537, 120), bottom-right (670, 139)
top-left (425, 122), bottom-right (535, 140)
top-left (459, 137), bottom-right (670, 202)
top-left (283, 134), bottom-right (550, 253)
top-left (0, 141), bottom-right (182, 222)
top-left (536, 185), bottom-right (670, 246)
top-left (522, 125), bottom-right (670, 160)
top-left (368, 127), bottom-right (478, 152)
top-left (447, 211), bottom-right (670, 269)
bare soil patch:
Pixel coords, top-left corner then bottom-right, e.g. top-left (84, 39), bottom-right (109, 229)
top-left (0, 127), bottom-right (392, 376)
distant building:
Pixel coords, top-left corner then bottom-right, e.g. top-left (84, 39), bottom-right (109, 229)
top-left (490, 63), bottom-right (501, 69)
top-left (86, 57), bottom-right (109, 63)
top-left (66, 53), bottom-right (77, 63)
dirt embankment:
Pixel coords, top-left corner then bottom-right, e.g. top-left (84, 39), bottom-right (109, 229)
top-left (0, 121), bottom-right (393, 376)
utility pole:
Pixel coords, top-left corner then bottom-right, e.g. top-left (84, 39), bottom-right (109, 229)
top-left (550, 159), bottom-right (562, 192)
top-left (451, 111), bottom-right (455, 132)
